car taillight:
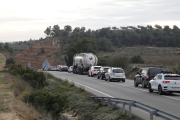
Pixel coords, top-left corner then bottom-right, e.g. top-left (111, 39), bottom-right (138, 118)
top-left (93, 69), bottom-right (96, 71)
top-left (111, 73), bottom-right (114, 74)
top-left (103, 71), bottom-right (106, 73)
top-left (147, 76), bottom-right (149, 79)
top-left (62, 68), bottom-right (63, 69)
top-left (163, 81), bottom-right (170, 83)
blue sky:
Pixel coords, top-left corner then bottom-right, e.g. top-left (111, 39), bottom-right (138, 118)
top-left (1, 0), bottom-right (180, 42)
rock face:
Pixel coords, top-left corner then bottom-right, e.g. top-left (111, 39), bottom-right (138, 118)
top-left (15, 37), bottom-right (61, 69)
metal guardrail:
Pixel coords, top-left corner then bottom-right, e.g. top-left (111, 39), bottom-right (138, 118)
top-left (91, 97), bottom-right (180, 120)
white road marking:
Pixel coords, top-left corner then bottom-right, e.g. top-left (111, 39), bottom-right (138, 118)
top-left (54, 74), bottom-right (180, 101)
top-left (55, 75), bottom-right (114, 98)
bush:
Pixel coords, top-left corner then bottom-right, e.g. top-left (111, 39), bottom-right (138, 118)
top-left (107, 56), bottom-right (129, 69)
top-left (9, 64), bottom-right (47, 89)
top-left (6, 57), bottom-right (16, 66)
top-left (130, 55), bottom-right (144, 64)
top-left (24, 91), bottom-right (68, 119)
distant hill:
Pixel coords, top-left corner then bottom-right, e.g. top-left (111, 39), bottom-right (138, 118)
top-left (15, 37), bottom-right (62, 69)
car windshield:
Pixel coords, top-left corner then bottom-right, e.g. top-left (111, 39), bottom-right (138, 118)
top-left (113, 69), bottom-right (124, 73)
top-left (63, 66), bottom-right (67, 68)
top-left (104, 68), bottom-right (109, 72)
top-left (94, 67), bottom-right (101, 70)
top-left (149, 68), bottom-right (163, 76)
top-left (164, 76), bottom-right (180, 80)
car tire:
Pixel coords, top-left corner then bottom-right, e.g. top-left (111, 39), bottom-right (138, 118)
top-left (91, 73), bottom-right (93, 77)
top-left (134, 79), bottom-right (138, 87)
top-left (142, 80), bottom-right (147, 88)
top-left (88, 74), bottom-right (90, 77)
top-left (158, 86), bottom-right (164, 95)
top-left (149, 84), bottom-right (153, 93)
top-left (100, 75), bottom-right (103, 80)
top-left (97, 75), bottom-right (99, 79)
top-left (108, 77), bottom-right (111, 82)
top-left (105, 77), bottom-right (107, 81)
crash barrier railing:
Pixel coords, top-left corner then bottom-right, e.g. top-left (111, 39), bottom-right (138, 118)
top-left (91, 97), bottom-right (180, 120)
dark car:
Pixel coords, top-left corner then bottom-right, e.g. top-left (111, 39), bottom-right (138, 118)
top-left (59, 66), bottom-right (68, 72)
top-left (97, 67), bottom-right (110, 80)
top-left (134, 67), bottom-right (164, 88)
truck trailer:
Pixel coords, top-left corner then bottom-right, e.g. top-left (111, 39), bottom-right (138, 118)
top-left (73, 53), bottom-right (98, 75)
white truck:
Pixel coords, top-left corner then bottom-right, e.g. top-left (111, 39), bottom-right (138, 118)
top-left (73, 53), bottom-right (98, 75)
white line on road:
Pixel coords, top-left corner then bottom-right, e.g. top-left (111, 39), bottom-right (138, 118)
top-left (55, 75), bottom-right (114, 98)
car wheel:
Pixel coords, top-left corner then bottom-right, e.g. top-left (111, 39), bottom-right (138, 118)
top-left (158, 86), bottom-right (164, 95)
top-left (88, 74), bottom-right (90, 77)
top-left (91, 73), bottom-right (93, 77)
top-left (105, 76), bottom-right (107, 81)
top-left (122, 79), bottom-right (125, 82)
top-left (149, 84), bottom-right (153, 93)
top-left (100, 75), bottom-right (103, 80)
top-left (142, 80), bottom-right (147, 88)
top-left (97, 75), bottom-right (99, 79)
top-left (134, 79), bottom-right (138, 87)
top-left (108, 77), bottom-right (111, 82)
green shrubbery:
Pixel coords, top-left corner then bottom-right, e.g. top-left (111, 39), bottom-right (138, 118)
top-left (9, 64), bottom-right (47, 89)
top-left (24, 91), bottom-right (68, 119)
top-left (107, 56), bottom-right (129, 69)
top-left (5, 57), bottom-right (16, 66)
top-left (130, 55), bottom-right (144, 64)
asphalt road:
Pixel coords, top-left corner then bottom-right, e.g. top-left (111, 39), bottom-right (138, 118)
top-left (48, 71), bottom-right (180, 118)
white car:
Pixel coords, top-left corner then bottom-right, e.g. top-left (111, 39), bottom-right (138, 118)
top-left (88, 66), bottom-right (101, 77)
top-left (105, 67), bottom-right (126, 82)
top-left (149, 72), bottom-right (180, 95)
top-left (68, 66), bottom-right (73, 73)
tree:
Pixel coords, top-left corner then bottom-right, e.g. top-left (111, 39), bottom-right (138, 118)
top-left (65, 38), bottom-right (97, 66)
top-left (52, 25), bottom-right (61, 36)
top-left (44, 26), bottom-right (51, 36)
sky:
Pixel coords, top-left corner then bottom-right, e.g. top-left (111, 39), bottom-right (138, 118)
top-left (1, 0), bottom-right (180, 42)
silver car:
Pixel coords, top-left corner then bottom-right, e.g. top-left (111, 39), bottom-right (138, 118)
top-left (105, 67), bottom-right (126, 82)
top-left (68, 66), bottom-right (73, 73)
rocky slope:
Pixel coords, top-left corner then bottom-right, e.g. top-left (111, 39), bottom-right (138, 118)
top-left (15, 37), bottom-right (61, 69)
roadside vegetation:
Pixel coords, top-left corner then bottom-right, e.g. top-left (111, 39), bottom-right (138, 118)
top-left (1, 61), bottom-right (141, 120)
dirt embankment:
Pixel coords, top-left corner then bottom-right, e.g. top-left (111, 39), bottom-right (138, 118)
top-left (15, 37), bottom-right (61, 69)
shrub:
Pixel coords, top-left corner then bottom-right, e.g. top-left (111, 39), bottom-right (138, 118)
top-left (130, 55), bottom-right (144, 64)
top-left (107, 56), bottom-right (129, 69)
top-left (9, 64), bottom-right (47, 89)
top-left (24, 91), bottom-right (68, 119)
top-left (6, 57), bottom-right (16, 66)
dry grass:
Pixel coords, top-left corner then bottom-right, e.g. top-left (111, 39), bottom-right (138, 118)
top-left (0, 72), bottom-right (52, 120)
top-left (0, 53), bottom-right (6, 71)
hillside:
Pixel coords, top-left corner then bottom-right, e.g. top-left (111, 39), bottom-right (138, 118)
top-left (15, 37), bottom-right (61, 69)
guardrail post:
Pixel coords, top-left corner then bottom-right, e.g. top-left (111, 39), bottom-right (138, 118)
top-left (150, 110), bottom-right (156, 120)
top-left (128, 101), bottom-right (135, 118)
top-left (108, 98), bottom-right (110, 107)
top-left (122, 102), bottom-right (125, 113)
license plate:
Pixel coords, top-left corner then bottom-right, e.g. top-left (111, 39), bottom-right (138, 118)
top-left (172, 87), bottom-right (180, 89)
